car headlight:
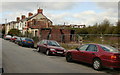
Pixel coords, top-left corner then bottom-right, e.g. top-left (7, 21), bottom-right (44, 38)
top-left (64, 49), bottom-right (67, 52)
top-left (50, 49), bottom-right (55, 51)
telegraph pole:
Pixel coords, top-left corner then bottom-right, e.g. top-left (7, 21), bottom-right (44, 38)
top-left (5, 19), bottom-right (7, 35)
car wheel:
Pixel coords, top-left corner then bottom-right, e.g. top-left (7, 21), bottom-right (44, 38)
top-left (31, 45), bottom-right (34, 48)
top-left (36, 47), bottom-right (40, 52)
top-left (46, 50), bottom-right (50, 56)
top-left (21, 43), bottom-right (24, 47)
top-left (66, 53), bottom-right (73, 62)
top-left (93, 59), bottom-right (102, 71)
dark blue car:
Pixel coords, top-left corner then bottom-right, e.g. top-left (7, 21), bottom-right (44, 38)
top-left (18, 37), bottom-right (34, 48)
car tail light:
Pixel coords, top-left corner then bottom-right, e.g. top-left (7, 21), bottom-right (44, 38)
top-left (23, 40), bottom-right (26, 42)
top-left (111, 55), bottom-right (117, 60)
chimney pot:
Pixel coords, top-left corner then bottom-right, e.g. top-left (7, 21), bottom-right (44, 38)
top-left (28, 12), bottom-right (33, 17)
top-left (37, 8), bottom-right (43, 14)
top-left (21, 15), bottom-right (26, 19)
top-left (16, 17), bottom-right (20, 21)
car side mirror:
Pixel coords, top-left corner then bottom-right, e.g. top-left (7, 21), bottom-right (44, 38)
top-left (75, 48), bottom-right (79, 51)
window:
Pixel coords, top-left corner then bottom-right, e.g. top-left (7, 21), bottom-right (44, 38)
top-left (35, 31), bottom-right (37, 37)
top-left (78, 44), bottom-right (89, 51)
top-left (38, 41), bottom-right (42, 45)
top-left (43, 40), bottom-right (47, 44)
top-left (40, 40), bottom-right (44, 44)
top-left (47, 40), bottom-right (60, 47)
top-left (101, 46), bottom-right (110, 52)
top-left (38, 40), bottom-right (44, 45)
top-left (100, 45), bottom-right (119, 52)
top-left (86, 45), bottom-right (98, 52)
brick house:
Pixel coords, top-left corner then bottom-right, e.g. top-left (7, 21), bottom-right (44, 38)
top-left (26, 8), bottom-right (53, 37)
top-left (4, 8), bottom-right (52, 36)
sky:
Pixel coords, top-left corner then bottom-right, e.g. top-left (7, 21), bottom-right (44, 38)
top-left (0, 0), bottom-right (119, 26)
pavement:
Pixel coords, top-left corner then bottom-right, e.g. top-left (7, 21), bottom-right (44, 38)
top-left (0, 38), bottom-right (2, 73)
top-left (2, 39), bottom-right (120, 74)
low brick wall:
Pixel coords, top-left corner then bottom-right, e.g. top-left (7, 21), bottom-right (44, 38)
top-left (41, 30), bottom-right (50, 40)
top-left (40, 28), bottom-right (71, 43)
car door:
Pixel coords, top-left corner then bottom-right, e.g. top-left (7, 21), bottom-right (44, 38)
top-left (42, 40), bottom-right (47, 53)
top-left (82, 44), bottom-right (98, 64)
top-left (39, 40), bottom-right (47, 53)
top-left (73, 44), bottom-right (89, 62)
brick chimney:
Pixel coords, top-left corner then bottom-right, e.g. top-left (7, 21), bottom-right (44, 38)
top-left (28, 12), bottom-right (33, 17)
top-left (16, 17), bottom-right (20, 21)
top-left (37, 8), bottom-right (43, 14)
top-left (21, 15), bottom-right (26, 19)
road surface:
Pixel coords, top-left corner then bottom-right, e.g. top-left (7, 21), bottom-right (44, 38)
top-left (2, 39), bottom-right (120, 74)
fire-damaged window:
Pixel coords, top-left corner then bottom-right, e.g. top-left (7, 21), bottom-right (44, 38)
top-left (35, 30), bottom-right (37, 37)
top-left (32, 19), bottom-right (36, 25)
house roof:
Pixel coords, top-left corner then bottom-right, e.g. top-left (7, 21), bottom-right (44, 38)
top-left (3, 9), bottom-right (52, 26)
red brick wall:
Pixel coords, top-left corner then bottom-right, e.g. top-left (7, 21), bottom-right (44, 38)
top-left (50, 29), bottom-right (62, 42)
top-left (61, 29), bottom-right (71, 43)
top-left (39, 28), bottom-right (71, 43)
top-left (41, 30), bottom-right (50, 40)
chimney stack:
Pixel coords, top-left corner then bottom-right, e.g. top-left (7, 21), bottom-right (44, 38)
top-left (37, 8), bottom-right (43, 14)
top-left (16, 17), bottom-right (20, 21)
top-left (21, 15), bottom-right (26, 19)
top-left (28, 12), bottom-right (33, 17)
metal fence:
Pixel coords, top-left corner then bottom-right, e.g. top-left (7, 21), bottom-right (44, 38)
top-left (39, 34), bottom-right (120, 48)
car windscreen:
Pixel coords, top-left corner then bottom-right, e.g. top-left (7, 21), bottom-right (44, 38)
top-left (47, 41), bottom-right (60, 47)
top-left (100, 45), bottom-right (119, 53)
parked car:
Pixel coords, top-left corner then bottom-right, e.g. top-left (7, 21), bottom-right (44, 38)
top-left (0, 33), bottom-right (2, 38)
top-left (14, 37), bottom-right (21, 44)
top-left (65, 44), bottom-right (120, 70)
top-left (4, 35), bottom-right (12, 40)
top-left (10, 36), bottom-right (17, 42)
top-left (36, 40), bottom-right (66, 56)
top-left (18, 37), bottom-right (34, 48)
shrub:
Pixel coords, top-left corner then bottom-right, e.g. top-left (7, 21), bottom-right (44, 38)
top-left (8, 29), bottom-right (22, 36)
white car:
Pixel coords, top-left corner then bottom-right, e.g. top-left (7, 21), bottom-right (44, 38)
top-left (4, 35), bottom-right (12, 40)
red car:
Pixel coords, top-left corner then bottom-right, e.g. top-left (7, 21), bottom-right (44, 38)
top-left (66, 44), bottom-right (120, 70)
top-left (36, 40), bottom-right (66, 56)
top-left (10, 36), bottom-right (17, 42)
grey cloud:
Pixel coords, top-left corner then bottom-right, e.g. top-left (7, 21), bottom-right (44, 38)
top-left (1, 0), bottom-right (84, 2)
top-left (1, 2), bottom-right (76, 13)
top-left (1, 0), bottom-right (119, 2)
top-left (96, 2), bottom-right (118, 13)
top-left (118, 1), bottom-right (120, 19)
top-left (1, 2), bottom-right (77, 24)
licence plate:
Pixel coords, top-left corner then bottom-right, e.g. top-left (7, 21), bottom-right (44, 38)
top-left (28, 41), bottom-right (31, 43)
top-left (57, 52), bottom-right (63, 54)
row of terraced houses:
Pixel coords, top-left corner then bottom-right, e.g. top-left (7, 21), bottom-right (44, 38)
top-left (2, 8), bottom-right (85, 42)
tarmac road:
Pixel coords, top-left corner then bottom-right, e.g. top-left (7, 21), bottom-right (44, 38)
top-left (2, 39), bottom-right (120, 74)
